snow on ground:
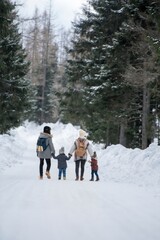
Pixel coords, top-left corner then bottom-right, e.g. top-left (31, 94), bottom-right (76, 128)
top-left (0, 121), bottom-right (160, 240)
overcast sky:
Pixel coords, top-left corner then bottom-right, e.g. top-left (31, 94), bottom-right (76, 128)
top-left (13, 0), bottom-right (87, 29)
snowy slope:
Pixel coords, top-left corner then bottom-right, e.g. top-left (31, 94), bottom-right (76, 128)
top-left (0, 121), bottom-right (160, 240)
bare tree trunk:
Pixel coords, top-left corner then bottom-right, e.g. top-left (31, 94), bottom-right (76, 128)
top-left (105, 123), bottom-right (110, 148)
top-left (119, 120), bottom-right (127, 146)
top-left (41, 1), bottom-right (52, 123)
top-left (142, 84), bottom-right (150, 149)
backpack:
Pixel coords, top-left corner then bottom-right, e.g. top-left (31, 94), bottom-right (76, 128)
top-left (37, 138), bottom-right (48, 152)
top-left (75, 138), bottom-right (87, 158)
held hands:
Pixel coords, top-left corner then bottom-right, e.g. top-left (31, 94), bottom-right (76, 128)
top-left (51, 153), bottom-right (55, 158)
top-left (68, 153), bottom-right (72, 158)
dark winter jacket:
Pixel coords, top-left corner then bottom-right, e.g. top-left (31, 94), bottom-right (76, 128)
top-left (37, 132), bottom-right (55, 159)
top-left (90, 158), bottom-right (98, 171)
top-left (53, 153), bottom-right (70, 169)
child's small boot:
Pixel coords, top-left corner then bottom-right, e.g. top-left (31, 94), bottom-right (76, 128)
top-left (96, 176), bottom-right (99, 181)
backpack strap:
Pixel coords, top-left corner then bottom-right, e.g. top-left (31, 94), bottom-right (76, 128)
top-left (75, 138), bottom-right (89, 148)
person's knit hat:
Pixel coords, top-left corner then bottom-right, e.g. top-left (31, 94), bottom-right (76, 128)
top-left (43, 126), bottom-right (51, 134)
top-left (79, 129), bottom-right (87, 139)
top-left (59, 147), bottom-right (64, 154)
top-left (93, 151), bottom-right (97, 158)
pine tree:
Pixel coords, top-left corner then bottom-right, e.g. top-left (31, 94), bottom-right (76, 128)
top-left (0, 0), bottom-right (32, 133)
top-left (62, 0), bottom-right (160, 148)
top-left (63, 0), bottom-right (133, 145)
top-left (119, 0), bottom-right (160, 148)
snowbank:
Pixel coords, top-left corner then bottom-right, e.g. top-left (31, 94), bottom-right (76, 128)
top-left (0, 121), bottom-right (160, 187)
top-left (100, 143), bottom-right (160, 187)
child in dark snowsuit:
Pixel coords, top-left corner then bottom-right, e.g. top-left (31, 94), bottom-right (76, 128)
top-left (52, 147), bottom-right (71, 180)
top-left (88, 151), bottom-right (99, 181)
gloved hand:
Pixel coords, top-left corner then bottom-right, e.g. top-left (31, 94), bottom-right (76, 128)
top-left (68, 153), bottom-right (72, 158)
top-left (51, 153), bottom-right (55, 158)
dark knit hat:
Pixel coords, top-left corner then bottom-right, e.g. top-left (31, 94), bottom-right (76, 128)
top-left (93, 151), bottom-right (97, 158)
top-left (43, 126), bottom-right (51, 134)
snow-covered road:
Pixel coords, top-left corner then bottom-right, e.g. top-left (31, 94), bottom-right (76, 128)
top-left (0, 158), bottom-right (160, 240)
top-left (0, 122), bottom-right (160, 240)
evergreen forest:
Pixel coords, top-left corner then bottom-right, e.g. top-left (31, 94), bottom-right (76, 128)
top-left (62, 0), bottom-right (160, 149)
top-left (0, 0), bottom-right (160, 149)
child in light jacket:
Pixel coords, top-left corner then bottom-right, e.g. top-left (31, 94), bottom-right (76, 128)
top-left (88, 151), bottom-right (100, 181)
top-left (52, 147), bottom-right (71, 180)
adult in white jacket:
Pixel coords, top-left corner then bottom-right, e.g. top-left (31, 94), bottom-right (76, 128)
top-left (69, 129), bottom-right (93, 181)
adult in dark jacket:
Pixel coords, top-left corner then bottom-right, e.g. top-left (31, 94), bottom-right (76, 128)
top-left (52, 147), bottom-right (71, 180)
top-left (36, 126), bottom-right (55, 179)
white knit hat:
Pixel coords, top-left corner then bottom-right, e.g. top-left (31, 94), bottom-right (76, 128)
top-left (79, 129), bottom-right (87, 139)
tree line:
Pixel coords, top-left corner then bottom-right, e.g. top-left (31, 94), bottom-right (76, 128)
top-left (61, 0), bottom-right (160, 149)
top-left (1, 0), bottom-right (160, 149)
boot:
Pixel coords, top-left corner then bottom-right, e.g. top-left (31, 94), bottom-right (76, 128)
top-left (39, 176), bottom-right (43, 180)
top-left (96, 176), bottom-right (99, 181)
top-left (75, 176), bottom-right (79, 181)
top-left (63, 177), bottom-right (66, 180)
top-left (46, 171), bottom-right (51, 179)
top-left (90, 178), bottom-right (94, 181)
top-left (80, 176), bottom-right (84, 181)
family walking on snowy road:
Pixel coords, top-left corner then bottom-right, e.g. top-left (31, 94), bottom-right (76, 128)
top-left (36, 126), bottom-right (100, 181)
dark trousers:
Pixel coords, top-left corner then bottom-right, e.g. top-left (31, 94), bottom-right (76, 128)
top-left (58, 168), bottom-right (66, 178)
top-left (91, 170), bottom-right (99, 180)
top-left (39, 158), bottom-right (51, 177)
top-left (75, 159), bottom-right (86, 178)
